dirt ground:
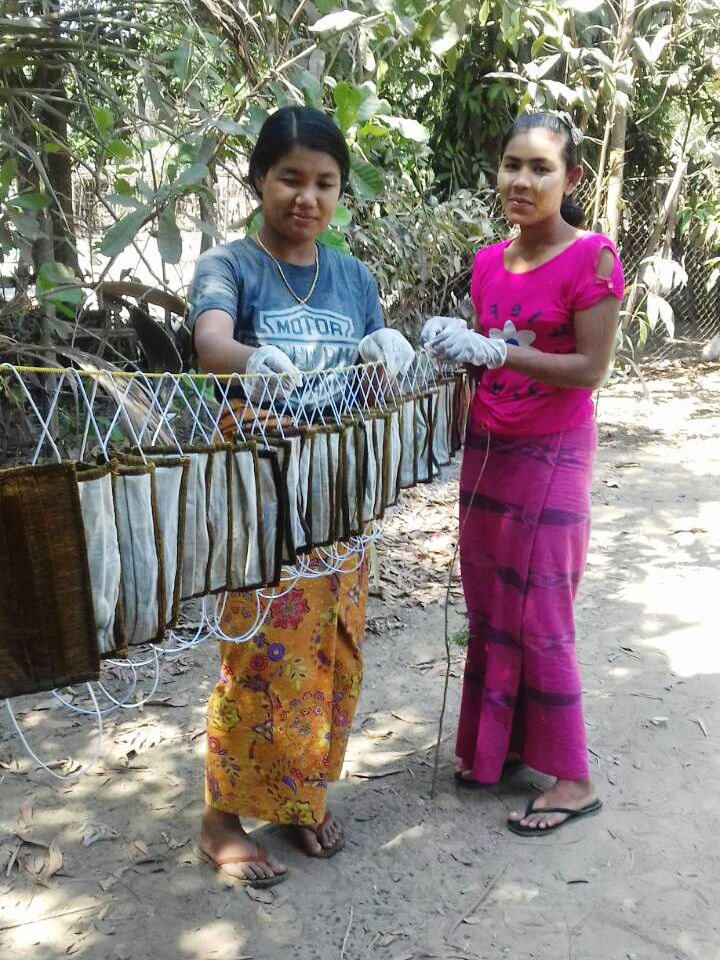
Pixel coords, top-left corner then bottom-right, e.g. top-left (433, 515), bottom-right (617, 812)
top-left (1, 361), bottom-right (719, 960)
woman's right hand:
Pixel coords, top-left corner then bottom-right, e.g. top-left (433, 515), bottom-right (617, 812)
top-left (419, 315), bottom-right (468, 346)
top-left (245, 345), bottom-right (304, 399)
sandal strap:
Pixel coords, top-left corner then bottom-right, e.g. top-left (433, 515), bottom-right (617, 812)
top-left (212, 843), bottom-right (268, 866)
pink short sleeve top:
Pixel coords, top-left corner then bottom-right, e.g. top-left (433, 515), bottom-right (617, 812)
top-left (469, 231), bottom-right (625, 436)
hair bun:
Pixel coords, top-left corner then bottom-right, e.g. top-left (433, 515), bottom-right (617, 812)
top-left (556, 111), bottom-right (584, 147)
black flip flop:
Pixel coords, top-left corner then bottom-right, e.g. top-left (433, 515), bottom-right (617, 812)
top-left (507, 797), bottom-right (603, 836)
top-left (454, 758), bottom-right (524, 789)
top-left (296, 814), bottom-right (345, 858)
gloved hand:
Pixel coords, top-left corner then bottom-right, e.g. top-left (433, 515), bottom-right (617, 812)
top-left (420, 315), bottom-right (468, 345)
top-left (358, 328), bottom-right (415, 380)
top-left (429, 326), bottom-right (507, 369)
top-left (244, 344), bottom-right (304, 400)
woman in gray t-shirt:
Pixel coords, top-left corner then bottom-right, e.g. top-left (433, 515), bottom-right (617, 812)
top-left (192, 106), bottom-right (412, 887)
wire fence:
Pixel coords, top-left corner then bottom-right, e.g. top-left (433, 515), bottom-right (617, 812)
top-left (575, 176), bottom-right (719, 359)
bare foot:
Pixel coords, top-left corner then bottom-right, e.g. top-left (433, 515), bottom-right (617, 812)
top-left (296, 811), bottom-right (344, 857)
top-left (199, 805), bottom-right (287, 883)
top-left (455, 753), bottom-right (523, 781)
top-left (508, 778), bottom-right (596, 831)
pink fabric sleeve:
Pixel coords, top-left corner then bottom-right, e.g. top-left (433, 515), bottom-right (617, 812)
top-left (570, 235), bottom-right (625, 312)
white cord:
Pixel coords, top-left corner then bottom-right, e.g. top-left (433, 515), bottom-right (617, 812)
top-left (5, 683), bottom-right (104, 780)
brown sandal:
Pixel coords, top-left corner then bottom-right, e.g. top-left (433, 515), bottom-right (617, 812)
top-left (196, 843), bottom-right (288, 887)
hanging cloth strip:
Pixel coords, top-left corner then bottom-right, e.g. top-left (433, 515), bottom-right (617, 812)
top-left (76, 462), bottom-right (126, 659)
top-left (227, 439), bottom-right (266, 590)
top-left (0, 462), bottom-right (100, 698)
top-left (111, 458), bottom-right (166, 645)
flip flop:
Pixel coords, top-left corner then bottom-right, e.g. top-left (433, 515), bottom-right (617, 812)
top-left (454, 758), bottom-right (524, 789)
top-left (507, 797), bottom-right (603, 836)
top-left (296, 813), bottom-right (345, 859)
top-left (196, 843), bottom-right (288, 887)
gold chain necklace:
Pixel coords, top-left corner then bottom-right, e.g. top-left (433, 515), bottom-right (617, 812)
top-left (253, 234), bottom-right (320, 306)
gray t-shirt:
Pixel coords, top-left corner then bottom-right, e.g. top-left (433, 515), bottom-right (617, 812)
top-left (189, 237), bottom-right (384, 373)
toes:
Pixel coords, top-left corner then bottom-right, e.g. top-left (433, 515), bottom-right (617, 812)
top-left (299, 827), bottom-right (322, 855)
top-left (266, 855), bottom-right (287, 875)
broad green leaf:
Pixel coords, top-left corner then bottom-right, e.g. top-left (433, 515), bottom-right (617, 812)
top-left (646, 292), bottom-right (674, 338)
top-left (334, 82), bottom-right (363, 132)
top-left (313, 0), bottom-right (336, 11)
top-left (92, 105), bottom-right (114, 136)
top-left (239, 104), bottom-right (270, 138)
top-left (542, 79), bottom-right (578, 106)
top-left (358, 122), bottom-right (389, 138)
top-left (157, 209), bottom-right (182, 264)
top-left (309, 10), bottom-right (363, 34)
top-left (136, 179), bottom-right (155, 201)
top-left (212, 117), bottom-right (246, 135)
top-left (36, 261), bottom-right (77, 293)
top-left (42, 142), bottom-right (62, 154)
top-left (357, 90), bottom-right (382, 123)
top-left (376, 114), bottom-right (431, 142)
top-left (331, 204), bottom-right (352, 227)
top-left (174, 41), bottom-right (192, 82)
top-left (174, 163), bottom-right (209, 188)
top-left (393, 12), bottom-right (417, 37)
top-left (106, 140), bottom-right (134, 161)
top-left (0, 158), bottom-right (17, 193)
top-left (100, 207), bottom-right (150, 258)
top-left (12, 191), bottom-right (51, 211)
top-left (0, 51), bottom-right (29, 67)
top-left (244, 207), bottom-right (264, 236)
top-left (9, 211), bottom-right (42, 240)
top-left (349, 158), bottom-right (383, 200)
top-left (295, 68), bottom-right (323, 109)
top-left (105, 193), bottom-right (145, 209)
top-left (187, 214), bottom-right (222, 243)
top-left (43, 287), bottom-right (84, 305)
top-left (114, 178), bottom-right (135, 196)
top-left (429, 10), bottom-right (461, 56)
top-left (317, 227), bottom-right (350, 254)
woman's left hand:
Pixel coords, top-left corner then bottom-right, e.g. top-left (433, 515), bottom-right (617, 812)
top-left (430, 326), bottom-right (507, 369)
top-left (358, 328), bottom-right (415, 379)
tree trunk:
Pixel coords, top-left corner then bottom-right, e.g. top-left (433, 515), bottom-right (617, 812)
top-left (604, 0), bottom-right (636, 245)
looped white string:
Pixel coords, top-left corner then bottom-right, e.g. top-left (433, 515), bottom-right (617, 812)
top-left (5, 683), bottom-right (103, 780)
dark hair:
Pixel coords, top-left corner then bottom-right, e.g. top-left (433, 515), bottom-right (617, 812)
top-left (248, 106), bottom-right (350, 193)
top-left (500, 111), bottom-right (585, 227)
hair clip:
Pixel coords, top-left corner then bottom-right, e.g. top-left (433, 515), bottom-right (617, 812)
top-left (556, 111), bottom-right (584, 147)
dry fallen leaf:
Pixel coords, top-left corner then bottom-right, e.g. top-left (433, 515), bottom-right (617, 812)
top-left (99, 866), bottom-right (129, 891)
top-left (16, 837), bottom-right (63, 887)
top-left (133, 839), bottom-right (149, 857)
top-left (246, 886), bottom-right (274, 904)
top-left (81, 822), bottom-right (119, 847)
top-left (695, 717), bottom-right (708, 738)
top-left (19, 799), bottom-right (33, 829)
top-left (160, 832), bottom-right (190, 851)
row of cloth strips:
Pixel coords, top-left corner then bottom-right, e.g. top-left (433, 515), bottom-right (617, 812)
top-left (0, 357), bottom-right (471, 707)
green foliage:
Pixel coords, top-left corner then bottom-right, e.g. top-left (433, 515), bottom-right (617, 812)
top-left (1, 0), bottom-right (719, 362)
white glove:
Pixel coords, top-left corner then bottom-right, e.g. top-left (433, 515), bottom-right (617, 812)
top-left (420, 315), bottom-right (468, 345)
top-left (358, 328), bottom-right (415, 380)
top-left (244, 344), bottom-right (304, 400)
top-left (429, 326), bottom-right (507, 369)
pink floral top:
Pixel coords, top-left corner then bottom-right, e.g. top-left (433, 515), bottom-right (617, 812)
top-left (469, 231), bottom-right (625, 436)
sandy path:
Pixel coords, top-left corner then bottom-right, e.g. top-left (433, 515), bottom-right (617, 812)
top-left (1, 364), bottom-right (718, 960)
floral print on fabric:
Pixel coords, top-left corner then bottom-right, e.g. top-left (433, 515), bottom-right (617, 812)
top-left (205, 552), bottom-right (368, 826)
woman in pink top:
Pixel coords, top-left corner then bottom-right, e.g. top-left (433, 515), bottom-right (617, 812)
top-left (422, 111), bottom-right (624, 835)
